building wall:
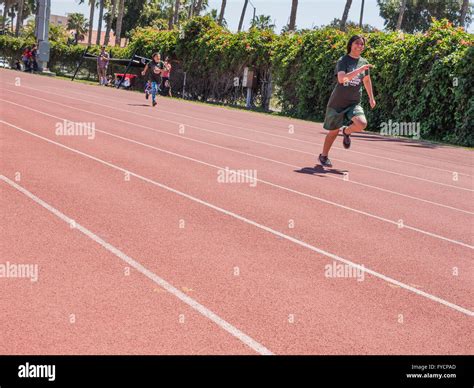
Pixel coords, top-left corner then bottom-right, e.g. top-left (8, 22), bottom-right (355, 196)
top-left (50, 14), bottom-right (125, 47)
top-left (50, 14), bottom-right (69, 27)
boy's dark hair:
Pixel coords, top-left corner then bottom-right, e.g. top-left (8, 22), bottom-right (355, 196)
top-left (346, 35), bottom-right (365, 54)
top-left (152, 52), bottom-right (160, 60)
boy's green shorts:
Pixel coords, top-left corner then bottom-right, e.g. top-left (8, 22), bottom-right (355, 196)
top-left (323, 104), bottom-right (365, 130)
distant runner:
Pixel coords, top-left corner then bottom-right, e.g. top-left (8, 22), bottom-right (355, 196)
top-left (318, 35), bottom-right (376, 168)
top-left (144, 80), bottom-right (152, 100)
top-left (141, 52), bottom-right (164, 107)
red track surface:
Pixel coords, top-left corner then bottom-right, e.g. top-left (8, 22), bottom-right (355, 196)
top-left (0, 69), bottom-right (473, 355)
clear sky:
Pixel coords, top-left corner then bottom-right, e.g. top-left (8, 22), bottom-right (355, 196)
top-left (51, 0), bottom-right (473, 33)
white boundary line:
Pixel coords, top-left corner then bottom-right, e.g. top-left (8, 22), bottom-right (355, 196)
top-left (3, 97), bottom-right (471, 215)
top-left (4, 83), bottom-right (473, 192)
top-left (1, 120), bottom-right (473, 317)
top-left (0, 174), bottom-right (274, 355)
top-left (38, 81), bottom-right (474, 178)
top-left (2, 101), bottom-right (473, 249)
top-left (4, 70), bottom-right (473, 170)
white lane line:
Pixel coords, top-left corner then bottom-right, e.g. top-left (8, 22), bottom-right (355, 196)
top-left (38, 82), bottom-right (474, 178)
top-left (4, 84), bottom-right (473, 192)
top-left (3, 98), bottom-right (471, 215)
top-left (5, 72), bottom-right (473, 171)
top-left (2, 100), bottom-right (473, 248)
top-left (2, 101), bottom-right (473, 248)
top-left (2, 120), bottom-right (473, 317)
top-left (0, 174), bottom-right (273, 355)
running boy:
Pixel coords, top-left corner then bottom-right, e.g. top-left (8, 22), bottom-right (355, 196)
top-left (318, 35), bottom-right (376, 168)
top-left (141, 53), bottom-right (164, 107)
top-left (144, 80), bottom-right (152, 100)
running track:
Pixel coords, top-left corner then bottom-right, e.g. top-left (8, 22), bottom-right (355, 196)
top-left (0, 69), bottom-right (473, 355)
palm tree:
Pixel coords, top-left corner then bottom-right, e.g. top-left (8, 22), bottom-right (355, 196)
top-left (86, 0), bottom-right (96, 46)
top-left (0, 1), bottom-right (6, 32)
top-left (114, 0), bottom-right (125, 47)
top-left (67, 13), bottom-right (88, 44)
top-left (251, 14), bottom-right (275, 31)
top-left (188, 0), bottom-right (195, 18)
top-left (218, 0), bottom-right (227, 26)
top-left (104, 0), bottom-right (116, 46)
top-left (340, 0), bottom-right (352, 31)
top-left (359, 0), bottom-right (365, 28)
top-left (9, 1), bottom-right (14, 33)
top-left (14, 0), bottom-right (24, 36)
top-left (194, 0), bottom-right (204, 16)
top-left (238, 0), bottom-right (248, 32)
top-left (396, 0), bottom-right (407, 31)
top-left (288, 0), bottom-right (298, 31)
top-left (2, 0), bottom-right (17, 32)
top-left (460, 0), bottom-right (469, 29)
top-left (96, 0), bottom-right (105, 45)
top-left (206, 8), bottom-right (226, 26)
top-left (173, 0), bottom-right (180, 25)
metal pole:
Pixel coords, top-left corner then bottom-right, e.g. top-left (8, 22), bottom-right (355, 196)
top-left (182, 71), bottom-right (187, 99)
top-left (72, 47), bottom-right (89, 81)
top-left (35, 0), bottom-right (51, 72)
top-left (117, 48), bottom-right (137, 89)
top-left (246, 87), bottom-right (252, 108)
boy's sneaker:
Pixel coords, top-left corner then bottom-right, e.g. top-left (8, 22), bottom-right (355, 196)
top-left (318, 154), bottom-right (333, 168)
top-left (152, 100), bottom-right (157, 107)
top-left (342, 126), bottom-right (351, 149)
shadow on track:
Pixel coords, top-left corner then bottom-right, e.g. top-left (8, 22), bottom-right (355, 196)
top-left (294, 166), bottom-right (346, 176)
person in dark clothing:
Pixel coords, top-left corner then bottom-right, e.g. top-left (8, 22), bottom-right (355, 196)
top-left (30, 44), bottom-right (38, 72)
top-left (21, 47), bottom-right (31, 72)
top-left (318, 35), bottom-right (376, 168)
top-left (141, 52), bottom-right (164, 107)
top-left (160, 79), bottom-right (172, 97)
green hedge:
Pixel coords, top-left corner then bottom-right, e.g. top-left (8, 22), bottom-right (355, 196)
top-left (173, 18), bottom-right (274, 102)
top-left (128, 18), bottom-right (275, 102)
top-left (1, 18), bottom-right (472, 146)
top-left (0, 34), bottom-right (130, 76)
top-left (273, 20), bottom-right (473, 146)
